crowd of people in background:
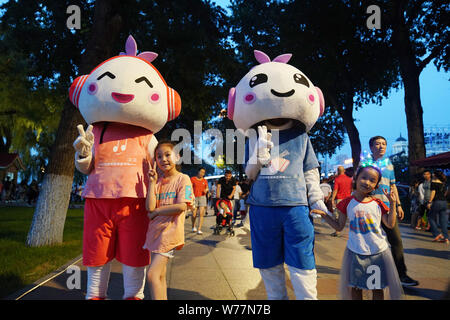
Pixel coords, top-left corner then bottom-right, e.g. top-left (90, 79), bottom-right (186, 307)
top-left (0, 177), bottom-right (39, 205)
top-left (187, 168), bottom-right (253, 235)
top-left (409, 169), bottom-right (449, 243)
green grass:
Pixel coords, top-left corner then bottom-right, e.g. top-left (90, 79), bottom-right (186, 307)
top-left (0, 206), bottom-right (84, 298)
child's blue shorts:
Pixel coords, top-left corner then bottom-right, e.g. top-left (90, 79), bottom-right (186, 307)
top-left (249, 205), bottom-right (315, 270)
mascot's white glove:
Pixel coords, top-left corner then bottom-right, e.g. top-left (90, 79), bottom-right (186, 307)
top-left (245, 125), bottom-right (274, 180)
top-left (73, 124), bottom-right (94, 174)
top-left (256, 125), bottom-right (274, 165)
top-left (304, 168), bottom-right (334, 218)
top-left (73, 124), bottom-right (94, 158)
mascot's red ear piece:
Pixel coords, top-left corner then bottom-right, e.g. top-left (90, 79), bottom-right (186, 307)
top-left (167, 87), bottom-right (181, 121)
top-left (69, 75), bottom-right (89, 108)
top-left (227, 87), bottom-right (236, 120)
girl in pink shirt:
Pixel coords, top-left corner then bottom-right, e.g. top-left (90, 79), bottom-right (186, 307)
top-left (143, 141), bottom-right (193, 300)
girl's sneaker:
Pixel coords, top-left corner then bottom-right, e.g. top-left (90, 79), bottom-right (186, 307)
top-left (192, 227), bottom-right (197, 233)
top-left (197, 230), bottom-right (203, 235)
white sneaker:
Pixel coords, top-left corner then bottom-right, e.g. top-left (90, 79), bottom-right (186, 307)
top-left (192, 227), bottom-right (197, 232)
top-left (197, 230), bottom-right (203, 235)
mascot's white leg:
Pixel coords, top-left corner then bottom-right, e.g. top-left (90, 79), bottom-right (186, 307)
top-left (287, 265), bottom-right (318, 300)
top-left (86, 261), bottom-right (112, 299)
top-left (259, 264), bottom-right (289, 300)
top-left (122, 264), bottom-right (147, 300)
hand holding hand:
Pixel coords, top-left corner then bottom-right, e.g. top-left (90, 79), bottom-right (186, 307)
top-left (73, 124), bottom-right (94, 157)
top-left (310, 209), bottom-right (327, 217)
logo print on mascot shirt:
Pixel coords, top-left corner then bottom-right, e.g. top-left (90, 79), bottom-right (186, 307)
top-left (68, 35), bottom-right (181, 134)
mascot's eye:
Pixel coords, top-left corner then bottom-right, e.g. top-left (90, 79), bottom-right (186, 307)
top-left (97, 71), bottom-right (115, 80)
top-left (293, 73), bottom-right (310, 87)
top-left (135, 76), bottom-right (153, 88)
top-left (249, 73), bottom-right (268, 88)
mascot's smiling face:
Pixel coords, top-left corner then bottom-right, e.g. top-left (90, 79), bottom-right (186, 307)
top-left (228, 50), bottom-right (324, 132)
top-left (69, 35), bottom-right (181, 133)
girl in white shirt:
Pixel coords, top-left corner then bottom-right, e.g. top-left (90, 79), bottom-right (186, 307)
top-left (312, 165), bottom-right (403, 300)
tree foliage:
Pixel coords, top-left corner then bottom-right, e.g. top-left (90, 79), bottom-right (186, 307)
top-left (379, 0), bottom-right (449, 179)
top-left (228, 0), bottom-right (402, 163)
top-left (0, 0), bottom-right (237, 180)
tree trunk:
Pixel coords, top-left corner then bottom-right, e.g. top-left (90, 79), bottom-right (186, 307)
top-left (401, 67), bottom-right (425, 181)
top-left (340, 106), bottom-right (361, 171)
top-left (330, 94), bottom-right (361, 171)
top-left (27, 0), bottom-right (123, 247)
top-left (391, 0), bottom-right (426, 182)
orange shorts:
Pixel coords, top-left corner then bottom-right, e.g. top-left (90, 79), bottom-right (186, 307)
top-left (83, 198), bottom-right (150, 267)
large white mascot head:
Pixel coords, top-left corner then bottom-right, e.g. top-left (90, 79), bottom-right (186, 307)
top-left (69, 35), bottom-right (181, 133)
top-left (228, 50), bottom-right (324, 132)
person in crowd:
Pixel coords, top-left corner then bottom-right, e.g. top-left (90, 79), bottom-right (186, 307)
top-left (362, 135), bottom-right (419, 287)
top-left (409, 179), bottom-right (421, 228)
top-left (2, 176), bottom-right (11, 201)
top-left (216, 170), bottom-right (236, 211)
top-left (209, 180), bottom-right (217, 213)
top-left (312, 165), bottom-right (403, 300)
top-left (27, 180), bottom-right (39, 205)
top-left (216, 199), bottom-right (233, 231)
top-left (320, 177), bottom-right (333, 212)
top-left (237, 178), bottom-right (251, 228)
top-left (330, 166), bottom-right (353, 237)
top-left (144, 141), bottom-right (194, 300)
top-left (190, 168), bottom-right (209, 235)
top-left (416, 170), bottom-right (432, 230)
top-left (427, 170), bottom-right (449, 244)
top-left (232, 180), bottom-right (242, 224)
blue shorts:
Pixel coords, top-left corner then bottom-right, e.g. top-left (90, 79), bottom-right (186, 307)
top-left (249, 205), bottom-right (315, 270)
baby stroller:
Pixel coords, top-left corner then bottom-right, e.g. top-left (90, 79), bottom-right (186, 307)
top-left (213, 199), bottom-right (235, 236)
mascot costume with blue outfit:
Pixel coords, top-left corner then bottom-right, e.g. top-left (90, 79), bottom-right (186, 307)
top-left (227, 50), bottom-right (330, 300)
top-left (70, 36), bottom-right (181, 299)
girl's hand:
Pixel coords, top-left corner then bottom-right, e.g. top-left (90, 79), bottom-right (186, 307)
top-left (148, 161), bottom-right (158, 183)
top-left (310, 209), bottom-right (326, 217)
top-left (383, 188), bottom-right (397, 204)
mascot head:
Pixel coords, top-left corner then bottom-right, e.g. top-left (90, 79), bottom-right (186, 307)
top-left (69, 35), bottom-right (181, 133)
top-left (227, 50), bottom-right (324, 132)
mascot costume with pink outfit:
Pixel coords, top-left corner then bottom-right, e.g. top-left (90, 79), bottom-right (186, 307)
top-left (70, 35), bottom-right (181, 300)
top-left (227, 50), bottom-right (330, 300)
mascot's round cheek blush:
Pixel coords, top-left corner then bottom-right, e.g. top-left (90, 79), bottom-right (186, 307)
top-left (148, 92), bottom-right (160, 104)
top-left (87, 83), bottom-right (98, 95)
top-left (243, 92), bottom-right (256, 104)
top-left (308, 93), bottom-right (315, 104)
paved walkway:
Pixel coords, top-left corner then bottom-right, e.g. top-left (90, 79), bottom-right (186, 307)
top-left (9, 208), bottom-right (450, 300)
